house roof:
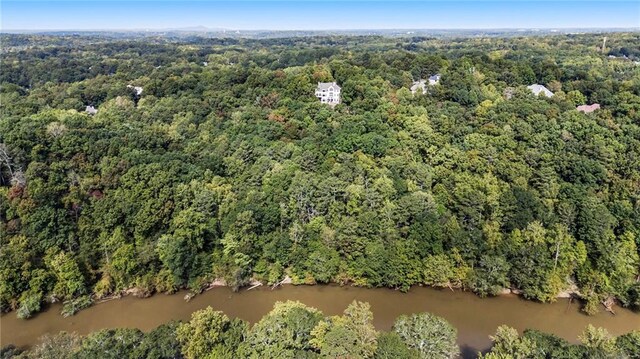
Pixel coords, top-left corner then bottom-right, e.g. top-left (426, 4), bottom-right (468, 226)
top-left (85, 105), bottom-right (97, 115)
top-left (410, 80), bottom-right (427, 92)
top-left (527, 84), bottom-right (554, 97)
top-left (317, 82), bottom-right (340, 90)
top-left (577, 104), bottom-right (600, 113)
top-left (127, 85), bottom-right (143, 96)
top-left (429, 74), bottom-right (441, 81)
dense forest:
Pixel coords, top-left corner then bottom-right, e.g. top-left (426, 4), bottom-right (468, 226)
top-left (1, 32), bottom-right (640, 323)
top-left (2, 300), bottom-right (640, 359)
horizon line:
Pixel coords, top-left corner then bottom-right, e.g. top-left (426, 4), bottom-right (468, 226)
top-left (3, 26), bottom-right (639, 32)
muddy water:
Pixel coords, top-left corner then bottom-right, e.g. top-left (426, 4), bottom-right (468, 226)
top-left (2, 285), bottom-right (639, 357)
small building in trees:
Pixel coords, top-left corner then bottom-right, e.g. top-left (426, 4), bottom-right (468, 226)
top-left (411, 74), bottom-right (440, 95)
top-left (577, 103), bottom-right (600, 113)
top-left (315, 82), bottom-right (341, 105)
top-left (527, 84), bottom-right (554, 97)
top-left (85, 105), bottom-right (97, 115)
top-left (428, 74), bottom-right (441, 85)
top-left (410, 80), bottom-right (427, 94)
top-left (127, 85), bottom-right (143, 96)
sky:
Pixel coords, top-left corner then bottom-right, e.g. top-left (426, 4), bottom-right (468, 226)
top-left (2, 1), bottom-right (639, 31)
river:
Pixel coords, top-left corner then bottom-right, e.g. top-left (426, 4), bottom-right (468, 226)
top-left (2, 285), bottom-right (639, 357)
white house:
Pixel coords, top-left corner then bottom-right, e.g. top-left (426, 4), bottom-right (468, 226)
top-left (428, 74), bottom-right (441, 85)
top-left (315, 82), bottom-right (341, 105)
top-left (527, 84), bottom-right (554, 97)
top-left (127, 85), bottom-right (143, 96)
top-left (85, 105), bottom-right (97, 115)
top-left (410, 80), bottom-right (427, 94)
top-left (411, 74), bottom-right (440, 95)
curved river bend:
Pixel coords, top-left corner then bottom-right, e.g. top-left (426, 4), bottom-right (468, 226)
top-left (2, 285), bottom-right (639, 357)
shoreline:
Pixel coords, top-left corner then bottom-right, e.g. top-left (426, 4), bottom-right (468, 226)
top-left (1, 276), bottom-right (594, 320)
top-left (73, 278), bottom-right (588, 315)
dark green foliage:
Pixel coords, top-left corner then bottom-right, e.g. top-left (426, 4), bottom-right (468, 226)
top-left (1, 31), bottom-right (640, 318)
top-left (374, 332), bottom-right (419, 359)
top-left (73, 328), bottom-right (144, 359)
top-left (522, 329), bottom-right (585, 359)
top-left (0, 345), bottom-right (23, 359)
top-left (240, 301), bottom-right (323, 358)
top-left (393, 313), bottom-right (459, 359)
top-left (469, 255), bottom-right (511, 297)
top-left (310, 301), bottom-right (378, 358)
top-left (132, 322), bottom-right (183, 359)
top-left (176, 307), bottom-right (247, 359)
top-left (616, 331), bottom-right (640, 359)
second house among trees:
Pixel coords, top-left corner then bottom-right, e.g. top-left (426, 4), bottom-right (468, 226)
top-left (315, 82), bottom-right (341, 105)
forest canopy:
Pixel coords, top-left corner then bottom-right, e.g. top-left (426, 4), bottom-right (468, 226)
top-left (1, 32), bottom-right (640, 318)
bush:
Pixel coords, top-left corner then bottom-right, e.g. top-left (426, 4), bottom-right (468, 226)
top-left (61, 295), bottom-right (92, 317)
top-left (16, 292), bottom-right (42, 319)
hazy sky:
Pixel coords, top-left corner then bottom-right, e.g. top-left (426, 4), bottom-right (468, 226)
top-left (2, 1), bottom-right (639, 31)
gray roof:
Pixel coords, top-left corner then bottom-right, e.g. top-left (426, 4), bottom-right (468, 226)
top-left (85, 105), bottom-right (97, 115)
top-left (429, 74), bottom-right (441, 81)
top-left (527, 84), bottom-right (554, 97)
top-left (317, 82), bottom-right (340, 90)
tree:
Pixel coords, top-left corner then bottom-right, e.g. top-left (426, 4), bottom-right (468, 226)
top-left (176, 306), bottom-right (247, 359)
top-left (566, 90), bottom-right (587, 106)
top-left (393, 313), bottom-right (459, 359)
top-left (374, 332), bottom-right (418, 359)
top-left (131, 321), bottom-right (183, 359)
top-left (481, 326), bottom-right (537, 359)
top-left (469, 255), bottom-right (511, 297)
top-left (74, 328), bottom-right (143, 359)
top-left (423, 254), bottom-right (458, 289)
top-left (522, 329), bottom-right (585, 359)
top-left (28, 332), bottom-right (82, 359)
top-left (311, 300), bottom-right (378, 358)
top-left (579, 325), bottom-right (620, 359)
top-left (103, 227), bottom-right (137, 290)
top-left (240, 301), bottom-right (323, 358)
top-left (508, 223), bottom-right (585, 302)
top-left (0, 235), bottom-right (33, 312)
top-left (305, 246), bottom-right (340, 283)
top-left (157, 208), bottom-right (209, 286)
top-left (615, 330), bottom-right (640, 359)
top-left (47, 251), bottom-right (86, 300)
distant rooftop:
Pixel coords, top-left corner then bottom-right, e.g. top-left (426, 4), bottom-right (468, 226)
top-left (527, 84), bottom-right (554, 97)
top-left (85, 105), bottom-right (97, 115)
top-left (317, 82), bottom-right (340, 90)
top-left (577, 104), bottom-right (600, 113)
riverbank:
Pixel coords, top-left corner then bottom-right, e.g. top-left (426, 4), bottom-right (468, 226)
top-left (68, 276), bottom-right (590, 317)
top-left (6, 273), bottom-right (594, 324)
top-left (2, 285), bottom-right (639, 355)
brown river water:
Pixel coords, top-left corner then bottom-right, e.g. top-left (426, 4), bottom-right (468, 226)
top-left (1, 285), bottom-right (639, 357)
